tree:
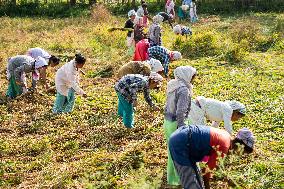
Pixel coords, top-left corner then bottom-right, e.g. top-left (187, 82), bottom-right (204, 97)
top-left (70, 0), bottom-right (76, 6)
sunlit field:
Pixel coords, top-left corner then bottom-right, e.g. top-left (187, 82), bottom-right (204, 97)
top-left (0, 6), bottom-right (283, 188)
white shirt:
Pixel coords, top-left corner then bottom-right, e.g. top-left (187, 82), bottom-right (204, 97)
top-left (188, 96), bottom-right (233, 134)
top-left (55, 60), bottom-right (85, 96)
top-left (27, 47), bottom-right (51, 59)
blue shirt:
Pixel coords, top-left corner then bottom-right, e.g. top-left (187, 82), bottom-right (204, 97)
top-left (169, 125), bottom-right (211, 166)
top-left (182, 0), bottom-right (191, 6)
top-left (148, 46), bottom-right (170, 76)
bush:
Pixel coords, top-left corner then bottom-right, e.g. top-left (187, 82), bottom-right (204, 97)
top-left (229, 20), bottom-right (271, 52)
top-left (224, 43), bottom-right (248, 63)
top-left (0, 3), bottom-right (89, 17)
top-left (91, 4), bottom-right (112, 23)
top-left (173, 31), bottom-right (220, 58)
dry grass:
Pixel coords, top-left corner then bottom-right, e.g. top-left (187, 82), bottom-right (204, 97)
top-left (0, 12), bottom-right (283, 188)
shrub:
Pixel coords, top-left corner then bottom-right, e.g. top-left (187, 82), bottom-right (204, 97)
top-left (173, 31), bottom-right (220, 58)
top-left (230, 19), bottom-right (267, 51)
top-left (224, 43), bottom-right (248, 63)
top-left (91, 4), bottom-right (112, 23)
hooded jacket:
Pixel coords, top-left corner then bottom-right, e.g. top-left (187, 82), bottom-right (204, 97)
top-left (164, 66), bottom-right (196, 127)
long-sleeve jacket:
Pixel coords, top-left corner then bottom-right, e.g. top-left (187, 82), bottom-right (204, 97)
top-left (55, 60), bottom-right (85, 96)
top-left (188, 97), bottom-right (234, 134)
top-left (7, 55), bottom-right (35, 84)
top-left (148, 23), bottom-right (161, 46)
top-left (164, 86), bottom-right (191, 127)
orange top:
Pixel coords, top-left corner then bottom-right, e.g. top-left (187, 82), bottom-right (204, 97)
top-left (205, 127), bottom-right (231, 179)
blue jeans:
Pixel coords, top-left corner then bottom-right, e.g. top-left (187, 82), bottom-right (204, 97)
top-left (117, 92), bottom-right (134, 128)
top-left (53, 89), bottom-right (75, 113)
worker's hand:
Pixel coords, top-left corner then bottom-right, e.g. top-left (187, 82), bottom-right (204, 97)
top-left (151, 105), bottom-right (160, 112)
top-left (22, 87), bottom-right (28, 94)
top-left (82, 93), bottom-right (88, 98)
top-left (16, 80), bottom-right (22, 86)
top-left (133, 101), bottom-right (138, 107)
top-left (45, 83), bottom-right (50, 90)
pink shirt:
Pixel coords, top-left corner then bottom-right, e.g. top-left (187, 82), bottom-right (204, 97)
top-left (133, 39), bottom-right (150, 61)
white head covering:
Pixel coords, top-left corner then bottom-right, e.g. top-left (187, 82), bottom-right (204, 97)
top-left (181, 5), bottom-right (189, 11)
top-left (173, 25), bottom-right (182, 34)
top-left (147, 58), bottom-right (164, 73)
top-left (167, 66), bottom-right (196, 95)
top-left (128, 10), bottom-right (136, 17)
top-left (236, 128), bottom-right (255, 149)
top-left (134, 16), bottom-right (143, 26)
top-left (27, 47), bottom-right (51, 59)
top-left (34, 56), bottom-right (48, 69)
top-left (148, 72), bottom-right (163, 83)
top-left (226, 100), bottom-right (246, 114)
top-left (153, 15), bottom-right (164, 24)
top-left (172, 51), bottom-right (182, 60)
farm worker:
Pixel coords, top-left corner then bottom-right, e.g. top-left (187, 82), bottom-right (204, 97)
top-left (148, 46), bottom-right (182, 77)
top-left (158, 12), bottom-right (174, 28)
top-left (148, 15), bottom-right (164, 47)
top-left (190, 0), bottom-right (198, 23)
top-left (165, 0), bottom-right (175, 19)
top-left (136, 2), bottom-right (150, 27)
top-left (27, 47), bottom-right (60, 89)
top-left (133, 38), bottom-right (150, 61)
top-left (53, 54), bottom-right (87, 114)
top-left (163, 66), bottom-right (197, 187)
top-left (173, 24), bottom-right (192, 36)
top-left (116, 58), bottom-right (163, 78)
top-left (177, 4), bottom-right (189, 21)
top-left (133, 16), bottom-right (145, 44)
top-left (115, 73), bottom-right (163, 128)
top-left (124, 10), bottom-right (136, 56)
top-left (6, 55), bottom-right (48, 99)
top-left (169, 126), bottom-right (255, 189)
top-left (188, 97), bottom-right (246, 135)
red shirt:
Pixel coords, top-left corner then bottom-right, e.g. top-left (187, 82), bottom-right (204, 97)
top-left (133, 39), bottom-right (149, 61)
top-left (205, 127), bottom-right (231, 179)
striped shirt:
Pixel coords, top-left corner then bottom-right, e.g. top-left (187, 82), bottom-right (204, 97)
top-left (148, 46), bottom-right (170, 76)
top-left (181, 27), bottom-right (192, 35)
top-left (115, 74), bottom-right (154, 106)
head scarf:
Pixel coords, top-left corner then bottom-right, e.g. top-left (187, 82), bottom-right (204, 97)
top-left (167, 66), bottom-right (196, 95)
top-left (181, 5), bottom-right (189, 11)
top-left (35, 57), bottom-right (48, 69)
top-left (173, 25), bottom-right (182, 34)
top-left (226, 100), bottom-right (246, 115)
top-left (153, 15), bottom-right (164, 24)
top-left (148, 72), bottom-right (163, 83)
top-left (128, 10), bottom-right (136, 17)
top-left (236, 128), bottom-right (255, 149)
top-left (170, 51), bottom-right (182, 60)
top-left (147, 58), bottom-right (164, 73)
